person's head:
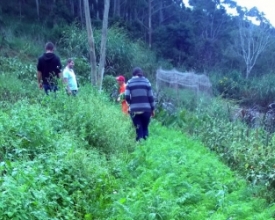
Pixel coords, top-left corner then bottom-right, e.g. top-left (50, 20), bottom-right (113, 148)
top-left (66, 58), bottom-right (74, 69)
top-left (116, 75), bottom-right (125, 85)
top-left (132, 67), bottom-right (143, 77)
top-left (45, 42), bottom-right (55, 52)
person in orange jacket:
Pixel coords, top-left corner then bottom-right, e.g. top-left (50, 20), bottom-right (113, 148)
top-left (116, 75), bottom-right (128, 114)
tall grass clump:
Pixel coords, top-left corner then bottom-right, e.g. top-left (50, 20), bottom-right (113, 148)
top-left (210, 71), bottom-right (275, 107)
top-left (0, 100), bottom-right (58, 161)
top-left (156, 88), bottom-right (275, 202)
top-left (0, 86), bottom-right (135, 219)
top-left (0, 72), bottom-right (37, 103)
top-left (38, 85), bottom-right (136, 155)
top-left (1, 19), bottom-right (48, 58)
top-left (244, 74), bottom-right (275, 106)
top-left (0, 111), bottom-right (124, 219)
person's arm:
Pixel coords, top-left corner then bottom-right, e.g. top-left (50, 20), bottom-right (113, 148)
top-left (58, 71), bottom-right (63, 79)
top-left (37, 57), bottom-right (43, 89)
top-left (125, 84), bottom-right (131, 104)
top-left (37, 71), bottom-right (42, 89)
top-left (147, 83), bottom-right (155, 115)
top-left (56, 56), bottom-right (62, 79)
top-left (63, 70), bottom-right (71, 94)
top-left (63, 77), bottom-right (71, 94)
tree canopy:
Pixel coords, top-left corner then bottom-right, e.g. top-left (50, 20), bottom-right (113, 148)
top-left (1, 0), bottom-right (275, 77)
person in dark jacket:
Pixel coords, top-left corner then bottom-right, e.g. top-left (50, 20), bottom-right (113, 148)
top-left (37, 42), bottom-right (62, 94)
top-left (125, 67), bottom-right (155, 141)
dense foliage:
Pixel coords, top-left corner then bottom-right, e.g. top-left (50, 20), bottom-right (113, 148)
top-left (1, 87), bottom-right (275, 218)
top-left (2, 0), bottom-right (275, 218)
top-left (1, 0), bottom-right (275, 76)
top-left (1, 0), bottom-right (275, 107)
top-left (155, 88), bottom-right (275, 203)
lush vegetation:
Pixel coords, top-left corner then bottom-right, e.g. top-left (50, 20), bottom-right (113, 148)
top-left (2, 0), bottom-right (275, 219)
top-left (1, 85), bottom-right (275, 218)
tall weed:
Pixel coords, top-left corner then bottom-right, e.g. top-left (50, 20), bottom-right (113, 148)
top-left (40, 85), bottom-right (136, 155)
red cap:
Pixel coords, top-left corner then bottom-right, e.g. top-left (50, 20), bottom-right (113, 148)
top-left (116, 75), bottom-right (125, 81)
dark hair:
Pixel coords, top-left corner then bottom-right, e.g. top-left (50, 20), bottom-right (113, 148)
top-left (45, 42), bottom-right (55, 51)
top-left (132, 67), bottom-right (143, 77)
top-left (67, 58), bottom-right (73, 64)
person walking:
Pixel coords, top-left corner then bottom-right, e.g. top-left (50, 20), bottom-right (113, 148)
top-left (116, 75), bottom-right (128, 114)
top-left (37, 42), bottom-right (62, 94)
top-left (125, 67), bottom-right (155, 141)
top-left (63, 58), bottom-right (78, 96)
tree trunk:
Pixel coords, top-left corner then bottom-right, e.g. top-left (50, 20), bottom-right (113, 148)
top-left (159, 0), bottom-right (164, 25)
top-left (83, 0), bottom-right (97, 85)
top-left (113, 0), bottom-right (120, 17)
top-left (98, 0), bottom-right (110, 91)
top-left (35, 0), bottom-right (39, 19)
top-left (148, 0), bottom-right (152, 48)
top-left (95, 0), bottom-right (99, 20)
top-left (78, 0), bottom-right (84, 26)
top-left (70, 0), bottom-right (74, 16)
top-left (238, 20), bottom-right (271, 79)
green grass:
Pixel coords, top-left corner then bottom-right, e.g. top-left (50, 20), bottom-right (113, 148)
top-left (1, 21), bottom-right (275, 219)
top-left (108, 122), bottom-right (275, 219)
top-left (1, 85), bottom-right (275, 219)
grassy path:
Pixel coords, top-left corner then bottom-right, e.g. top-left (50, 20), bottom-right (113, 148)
top-left (109, 121), bottom-right (275, 219)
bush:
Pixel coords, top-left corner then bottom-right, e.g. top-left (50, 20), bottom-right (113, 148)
top-left (243, 74), bottom-right (275, 106)
top-left (0, 101), bottom-right (60, 161)
top-left (42, 85), bottom-right (136, 155)
top-left (0, 73), bottom-right (37, 103)
top-left (102, 74), bottom-right (118, 101)
top-left (59, 24), bottom-right (159, 80)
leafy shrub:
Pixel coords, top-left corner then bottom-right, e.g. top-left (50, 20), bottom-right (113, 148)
top-left (0, 73), bottom-right (37, 103)
top-left (210, 71), bottom-right (252, 102)
top-left (156, 93), bottom-right (275, 202)
top-left (102, 74), bottom-right (118, 101)
top-left (43, 85), bottom-right (136, 155)
top-left (243, 74), bottom-right (275, 106)
top-left (0, 142), bottom-right (122, 219)
top-left (59, 24), bottom-right (158, 79)
top-left (0, 101), bottom-right (59, 160)
top-left (0, 57), bottom-right (35, 80)
top-left (59, 22), bottom-right (91, 58)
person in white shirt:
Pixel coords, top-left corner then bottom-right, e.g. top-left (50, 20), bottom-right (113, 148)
top-left (63, 58), bottom-right (78, 96)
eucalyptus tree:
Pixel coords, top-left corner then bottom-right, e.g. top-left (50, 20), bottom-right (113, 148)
top-left (187, 0), bottom-right (232, 72)
top-left (98, 0), bottom-right (110, 91)
top-left (35, 0), bottom-right (39, 19)
top-left (84, 0), bottom-right (110, 89)
top-left (236, 6), bottom-right (273, 78)
top-left (84, 0), bottom-right (97, 85)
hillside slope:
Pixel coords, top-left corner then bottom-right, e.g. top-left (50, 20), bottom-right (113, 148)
top-left (0, 88), bottom-right (274, 218)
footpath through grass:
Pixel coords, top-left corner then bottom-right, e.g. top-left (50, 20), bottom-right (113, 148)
top-left (109, 121), bottom-right (275, 219)
top-left (0, 91), bottom-right (275, 219)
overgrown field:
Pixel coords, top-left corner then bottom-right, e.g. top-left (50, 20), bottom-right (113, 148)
top-left (156, 88), bottom-right (275, 203)
top-left (0, 83), bottom-right (275, 219)
top-left (1, 20), bottom-right (275, 219)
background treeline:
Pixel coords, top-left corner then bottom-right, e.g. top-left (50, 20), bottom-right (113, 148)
top-left (2, 1), bottom-right (275, 218)
top-left (1, 0), bottom-right (275, 107)
top-left (1, 0), bottom-right (275, 72)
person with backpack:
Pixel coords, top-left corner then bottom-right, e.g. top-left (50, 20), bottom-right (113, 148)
top-left (125, 67), bottom-right (155, 141)
top-left (37, 42), bottom-right (62, 94)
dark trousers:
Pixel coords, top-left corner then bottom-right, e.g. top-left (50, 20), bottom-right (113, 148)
top-left (67, 90), bottom-right (78, 96)
top-left (43, 84), bottom-right (58, 95)
top-left (131, 112), bottom-right (151, 141)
